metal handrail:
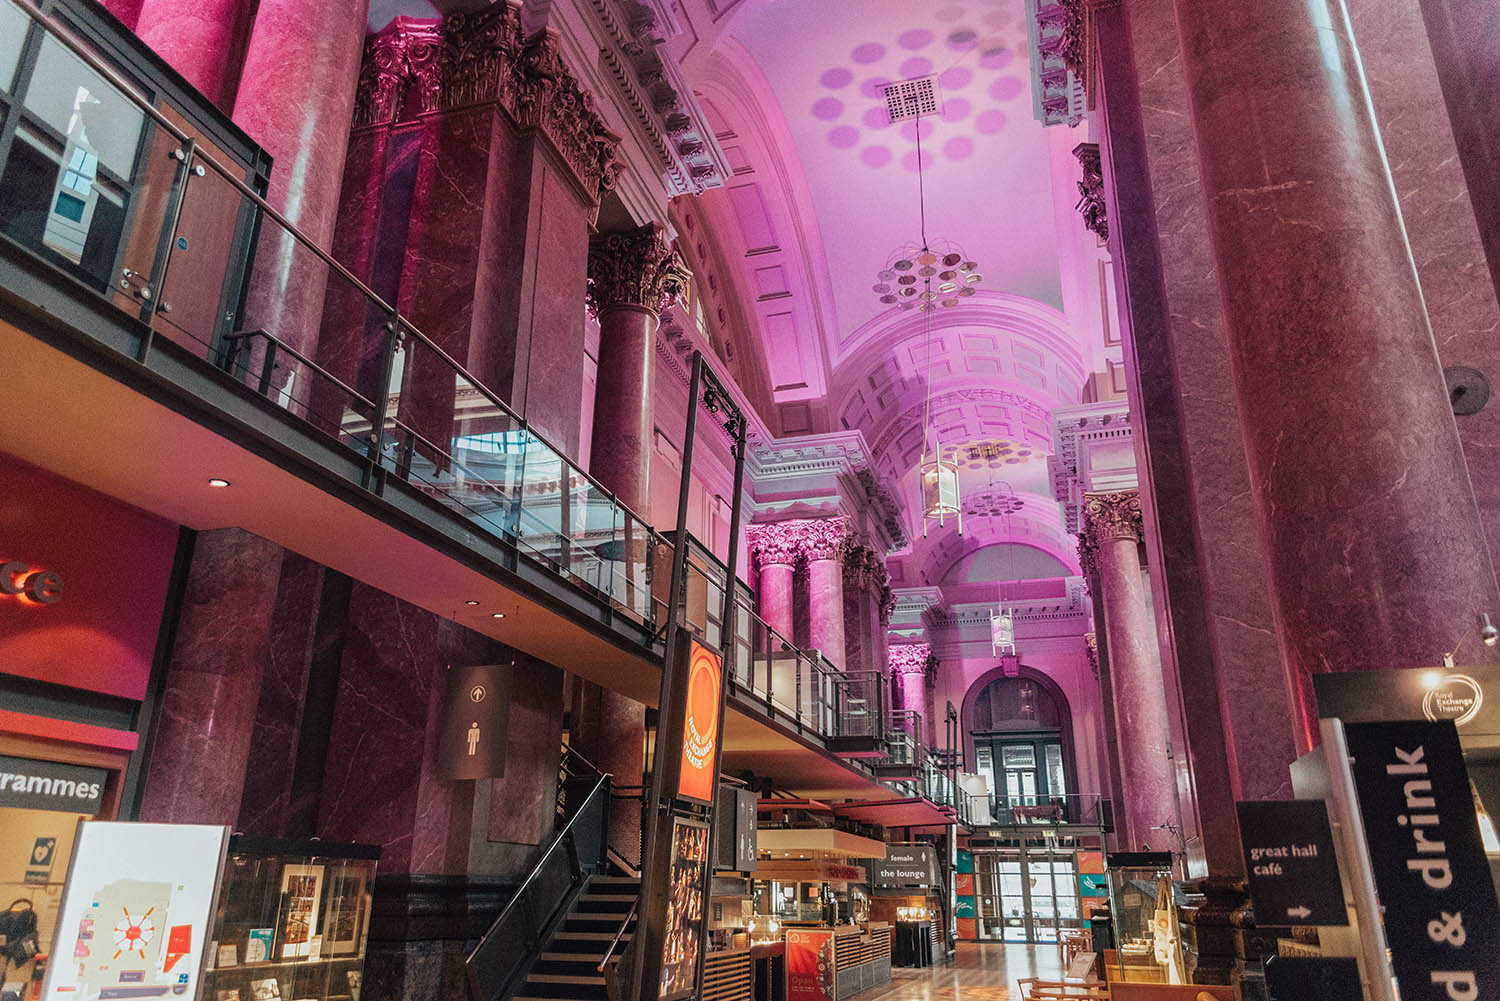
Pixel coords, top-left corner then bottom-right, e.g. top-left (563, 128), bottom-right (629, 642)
top-left (596, 896), bottom-right (638, 973)
top-left (467, 771), bottom-right (610, 1001)
top-left (218, 327), bottom-right (378, 412)
top-left (12, 0), bottom-right (659, 542)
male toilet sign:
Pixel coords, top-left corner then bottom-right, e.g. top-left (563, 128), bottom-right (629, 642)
top-left (437, 664), bottom-right (511, 779)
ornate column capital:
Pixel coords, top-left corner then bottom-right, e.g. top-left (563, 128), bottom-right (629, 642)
top-left (801, 516), bottom-right (853, 562)
top-left (1076, 531), bottom-right (1099, 581)
top-left (1084, 632), bottom-right (1098, 679)
top-left (354, 17), bottom-right (447, 128)
top-left (748, 522), bottom-right (801, 569)
top-left (889, 644), bottom-right (932, 676)
top-left (1073, 142), bottom-right (1108, 242)
top-left (842, 544), bottom-right (890, 593)
top-left (587, 223), bottom-right (691, 317)
top-left (1082, 490), bottom-right (1143, 543)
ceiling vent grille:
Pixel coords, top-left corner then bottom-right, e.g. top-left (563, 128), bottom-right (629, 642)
top-left (884, 75), bottom-right (941, 123)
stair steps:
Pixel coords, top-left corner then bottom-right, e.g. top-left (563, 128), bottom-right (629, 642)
top-left (512, 874), bottom-right (638, 1001)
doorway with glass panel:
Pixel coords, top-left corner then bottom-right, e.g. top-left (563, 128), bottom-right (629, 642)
top-left (971, 845), bottom-right (1084, 943)
top-left (976, 735), bottom-right (1067, 822)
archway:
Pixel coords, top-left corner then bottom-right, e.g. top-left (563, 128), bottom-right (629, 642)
top-left (959, 665), bottom-right (1078, 821)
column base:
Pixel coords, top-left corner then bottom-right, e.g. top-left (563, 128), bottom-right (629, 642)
top-left (1178, 876), bottom-right (1259, 994)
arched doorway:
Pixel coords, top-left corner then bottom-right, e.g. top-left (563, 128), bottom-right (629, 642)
top-left (962, 667), bottom-right (1077, 821)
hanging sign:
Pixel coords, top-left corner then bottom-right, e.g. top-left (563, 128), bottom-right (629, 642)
top-left (1236, 800), bottom-right (1348, 926)
top-left (871, 845), bottom-right (938, 888)
top-left (676, 639), bottom-right (724, 804)
top-left (1315, 668), bottom-right (1500, 734)
top-left (1344, 719), bottom-right (1500, 999)
top-left (436, 664), bottom-right (511, 780)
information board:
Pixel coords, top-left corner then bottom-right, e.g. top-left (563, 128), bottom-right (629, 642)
top-left (41, 822), bottom-right (229, 1001)
top-left (785, 928), bottom-right (836, 1001)
top-left (1236, 800), bottom-right (1347, 926)
top-left (871, 845), bottom-right (937, 888)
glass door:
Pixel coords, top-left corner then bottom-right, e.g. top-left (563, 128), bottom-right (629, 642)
top-left (970, 847), bottom-right (1084, 944)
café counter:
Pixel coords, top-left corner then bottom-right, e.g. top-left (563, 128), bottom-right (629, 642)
top-left (705, 941), bottom-right (785, 1001)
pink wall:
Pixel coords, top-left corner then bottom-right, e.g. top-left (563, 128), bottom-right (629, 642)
top-left (0, 455), bottom-right (179, 701)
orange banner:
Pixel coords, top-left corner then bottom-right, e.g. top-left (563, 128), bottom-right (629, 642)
top-left (677, 640), bottom-right (723, 803)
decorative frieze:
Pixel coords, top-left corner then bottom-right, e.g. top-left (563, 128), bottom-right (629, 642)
top-left (1082, 489), bottom-right (1143, 543)
top-left (352, 3), bottom-right (623, 202)
top-left (587, 223), bottom-right (691, 316)
top-left (1073, 142), bottom-right (1108, 243)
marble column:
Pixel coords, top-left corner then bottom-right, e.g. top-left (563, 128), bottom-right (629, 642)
top-left (748, 524), bottom-right (800, 639)
top-left (1172, 0), bottom-right (1500, 692)
top-left (587, 224), bottom-right (689, 515)
top-left (132, 0), bottom-right (250, 109)
top-left (803, 517), bottom-right (852, 670)
top-left (1083, 491), bottom-right (1181, 852)
top-left (889, 645), bottom-right (931, 745)
top-left (139, 528), bottom-right (285, 825)
top-left (233, 0), bottom-right (370, 361)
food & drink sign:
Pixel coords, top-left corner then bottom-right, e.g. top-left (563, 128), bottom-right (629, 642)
top-left (1345, 720), bottom-right (1500, 1000)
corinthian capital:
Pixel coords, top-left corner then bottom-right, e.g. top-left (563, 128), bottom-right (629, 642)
top-left (889, 644), bottom-right (932, 676)
top-left (1081, 490), bottom-right (1142, 543)
top-left (801, 516), bottom-right (853, 562)
top-left (748, 523), bottom-right (801, 569)
top-left (587, 223), bottom-right (691, 317)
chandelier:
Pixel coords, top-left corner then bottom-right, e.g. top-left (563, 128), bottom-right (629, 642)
top-left (874, 241), bottom-right (982, 311)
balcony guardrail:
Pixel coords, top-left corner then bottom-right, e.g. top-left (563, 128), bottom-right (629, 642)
top-left (991, 794), bottom-right (1107, 827)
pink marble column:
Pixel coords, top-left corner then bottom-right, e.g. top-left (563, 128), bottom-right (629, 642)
top-left (232, 0), bottom-right (370, 359)
top-left (139, 528), bottom-right (285, 825)
top-left (889, 644), bottom-right (931, 745)
top-left (132, 0), bottom-right (250, 109)
top-left (587, 224), bottom-right (689, 515)
top-left (748, 523), bottom-right (800, 639)
top-left (99, 0), bottom-right (145, 30)
top-left (1173, 0), bottom-right (1500, 698)
top-left (1083, 492), bottom-right (1181, 852)
top-left (803, 518), bottom-right (852, 670)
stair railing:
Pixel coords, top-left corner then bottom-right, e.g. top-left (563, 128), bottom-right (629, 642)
top-left (466, 771), bottom-right (612, 1001)
top-left (599, 895), bottom-right (639, 1001)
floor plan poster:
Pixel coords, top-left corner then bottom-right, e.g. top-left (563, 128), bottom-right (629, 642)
top-left (41, 822), bottom-right (229, 1001)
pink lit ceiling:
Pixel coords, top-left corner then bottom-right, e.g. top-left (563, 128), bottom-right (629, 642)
top-left (725, 0), bottom-right (1064, 338)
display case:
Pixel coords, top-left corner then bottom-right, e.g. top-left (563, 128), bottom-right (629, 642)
top-left (1104, 852), bottom-right (1183, 984)
top-left (201, 836), bottom-right (378, 1001)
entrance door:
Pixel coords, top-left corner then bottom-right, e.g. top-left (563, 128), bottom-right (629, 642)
top-left (970, 847), bottom-right (1085, 944)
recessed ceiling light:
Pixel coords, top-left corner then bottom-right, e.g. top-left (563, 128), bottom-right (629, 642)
top-left (207, 478), bottom-right (231, 488)
top-left (492, 612), bottom-right (506, 619)
top-left (465, 600), bottom-right (480, 606)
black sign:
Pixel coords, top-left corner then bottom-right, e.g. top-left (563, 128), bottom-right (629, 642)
top-left (1315, 668), bottom-right (1500, 734)
top-left (1236, 800), bottom-right (1347, 926)
top-left (0, 755), bottom-right (106, 813)
top-left (436, 664), bottom-right (511, 780)
top-left (1345, 720), bottom-right (1500, 1000)
top-left (872, 845), bottom-right (938, 888)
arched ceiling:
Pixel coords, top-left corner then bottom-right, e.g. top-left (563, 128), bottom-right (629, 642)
top-left (722, 0), bottom-right (1063, 338)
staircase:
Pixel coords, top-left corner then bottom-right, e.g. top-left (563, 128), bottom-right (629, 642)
top-left (514, 874), bottom-right (639, 1001)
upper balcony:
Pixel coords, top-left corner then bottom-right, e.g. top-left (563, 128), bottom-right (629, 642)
top-left (0, 0), bottom-right (946, 809)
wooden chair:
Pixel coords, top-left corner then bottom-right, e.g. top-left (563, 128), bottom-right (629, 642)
top-left (1016, 977), bottom-right (1111, 1000)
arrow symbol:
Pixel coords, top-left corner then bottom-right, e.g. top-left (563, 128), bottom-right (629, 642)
top-left (1286, 906), bottom-right (1312, 920)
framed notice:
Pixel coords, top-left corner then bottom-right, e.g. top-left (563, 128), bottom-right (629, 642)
top-left (40, 822), bottom-right (229, 1001)
top-left (277, 864), bottom-right (324, 959)
top-left (785, 928), bottom-right (836, 1001)
top-left (659, 819), bottom-right (710, 1000)
top-left (321, 868), bottom-right (369, 956)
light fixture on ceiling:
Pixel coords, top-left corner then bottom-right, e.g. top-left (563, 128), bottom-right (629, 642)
top-left (465, 600), bottom-right (480, 606)
top-left (207, 477), bottom-right (231, 488)
top-left (492, 612), bottom-right (506, 619)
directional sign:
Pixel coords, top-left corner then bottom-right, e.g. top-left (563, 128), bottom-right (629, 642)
top-left (1236, 800), bottom-right (1348, 926)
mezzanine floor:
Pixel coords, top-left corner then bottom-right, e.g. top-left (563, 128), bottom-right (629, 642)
top-left (852, 943), bottom-right (1068, 1001)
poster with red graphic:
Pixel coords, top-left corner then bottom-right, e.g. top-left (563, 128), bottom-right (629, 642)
top-left (785, 929), bottom-right (836, 1001)
top-left (676, 640), bottom-right (723, 804)
top-left (954, 873), bottom-right (974, 896)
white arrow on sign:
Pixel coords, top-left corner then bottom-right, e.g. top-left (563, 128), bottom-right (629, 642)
top-left (1286, 906), bottom-right (1312, 920)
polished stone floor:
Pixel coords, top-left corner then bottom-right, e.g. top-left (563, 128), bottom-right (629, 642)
top-left (851, 943), bottom-right (1067, 1001)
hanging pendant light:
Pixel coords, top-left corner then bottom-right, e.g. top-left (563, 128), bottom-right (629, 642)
top-left (920, 433), bottom-right (961, 536)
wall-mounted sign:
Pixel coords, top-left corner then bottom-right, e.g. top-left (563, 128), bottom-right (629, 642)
top-left (41, 822), bottom-right (229, 1001)
top-left (871, 845), bottom-right (937, 888)
top-left (436, 664), bottom-right (512, 780)
top-left (0, 755), bottom-right (106, 814)
top-left (1236, 800), bottom-right (1347, 926)
top-left (676, 640), bottom-right (723, 804)
top-left (1314, 667), bottom-right (1500, 734)
top-left (1344, 720), bottom-right (1500, 999)
top-left (0, 560), bottom-right (63, 603)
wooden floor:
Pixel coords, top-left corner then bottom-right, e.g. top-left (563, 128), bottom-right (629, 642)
top-left (850, 943), bottom-right (1067, 1001)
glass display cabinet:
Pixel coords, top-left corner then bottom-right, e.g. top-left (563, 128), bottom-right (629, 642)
top-left (202, 836), bottom-right (379, 1001)
top-left (1104, 852), bottom-right (1182, 984)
